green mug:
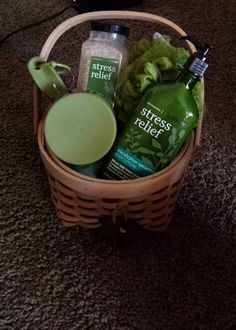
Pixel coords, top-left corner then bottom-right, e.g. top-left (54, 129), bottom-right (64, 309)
top-left (28, 57), bottom-right (117, 177)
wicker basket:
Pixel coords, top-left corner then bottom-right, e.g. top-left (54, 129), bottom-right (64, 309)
top-left (33, 11), bottom-right (204, 232)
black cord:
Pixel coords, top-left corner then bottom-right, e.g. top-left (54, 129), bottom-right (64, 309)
top-left (0, 4), bottom-right (73, 46)
top-left (0, 1), bottom-right (143, 46)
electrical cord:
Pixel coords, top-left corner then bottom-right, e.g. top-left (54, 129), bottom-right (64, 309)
top-left (0, 4), bottom-right (73, 46)
top-left (0, 0), bottom-right (143, 46)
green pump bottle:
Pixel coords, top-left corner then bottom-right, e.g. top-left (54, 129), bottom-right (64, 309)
top-left (101, 36), bottom-right (212, 180)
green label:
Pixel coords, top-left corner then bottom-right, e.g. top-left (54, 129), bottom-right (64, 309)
top-left (115, 146), bottom-right (155, 175)
top-left (102, 100), bottom-right (189, 179)
top-left (121, 102), bottom-right (188, 171)
top-left (87, 56), bottom-right (119, 103)
top-left (102, 145), bottom-right (156, 180)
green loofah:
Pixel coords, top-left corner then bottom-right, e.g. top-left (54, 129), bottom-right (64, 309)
top-left (115, 35), bottom-right (203, 123)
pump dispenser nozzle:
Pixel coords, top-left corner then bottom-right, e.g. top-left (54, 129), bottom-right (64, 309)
top-left (180, 35), bottom-right (213, 78)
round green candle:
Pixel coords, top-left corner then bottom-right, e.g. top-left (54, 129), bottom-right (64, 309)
top-left (44, 92), bottom-right (117, 165)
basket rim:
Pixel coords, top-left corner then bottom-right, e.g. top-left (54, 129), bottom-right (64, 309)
top-left (33, 10), bottom-right (201, 197)
top-left (38, 116), bottom-right (194, 186)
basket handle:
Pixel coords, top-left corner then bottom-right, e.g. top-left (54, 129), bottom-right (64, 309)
top-left (33, 10), bottom-right (204, 145)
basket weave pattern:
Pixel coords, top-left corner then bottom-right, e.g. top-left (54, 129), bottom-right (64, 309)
top-left (49, 175), bottom-right (183, 231)
top-left (34, 11), bottom-right (203, 231)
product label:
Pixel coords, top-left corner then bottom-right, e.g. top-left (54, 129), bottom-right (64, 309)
top-left (123, 101), bottom-right (188, 171)
top-left (87, 56), bottom-right (119, 103)
top-left (103, 157), bottom-right (140, 180)
top-left (102, 100), bottom-right (189, 179)
top-left (103, 145), bottom-right (156, 179)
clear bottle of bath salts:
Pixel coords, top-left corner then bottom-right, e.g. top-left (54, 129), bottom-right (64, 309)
top-left (77, 22), bottom-right (129, 104)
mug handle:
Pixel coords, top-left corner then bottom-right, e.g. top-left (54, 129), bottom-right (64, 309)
top-left (28, 56), bottom-right (70, 101)
top-left (49, 61), bottom-right (71, 75)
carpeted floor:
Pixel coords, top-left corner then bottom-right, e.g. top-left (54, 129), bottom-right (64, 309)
top-left (1, 0), bottom-right (236, 329)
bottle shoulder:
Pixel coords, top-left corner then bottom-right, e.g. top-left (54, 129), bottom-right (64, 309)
top-left (82, 38), bottom-right (126, 52)
top-left (80, 41), bottom-right (126, 63)
top-left (136, 82), bottom-right (199, 120)
top-left (146, 81), bottom-right (191, 93)
top-left (145, 82), bottom-right (198, 104)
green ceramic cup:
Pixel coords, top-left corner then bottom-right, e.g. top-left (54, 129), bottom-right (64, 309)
top-left (44, 92), bottom-right (117, 170)
top-left (28, 56), bottom-right (117, 176)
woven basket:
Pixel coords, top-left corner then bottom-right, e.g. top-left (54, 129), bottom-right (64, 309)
top-left (33, 11), bottom-right (204, 232)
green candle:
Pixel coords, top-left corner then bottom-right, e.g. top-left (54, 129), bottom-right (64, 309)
top-left (44, 92), bottom-right (117, 166)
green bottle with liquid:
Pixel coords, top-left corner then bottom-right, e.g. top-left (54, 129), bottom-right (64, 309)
top-left (101, 36), bottom-right (212, 180)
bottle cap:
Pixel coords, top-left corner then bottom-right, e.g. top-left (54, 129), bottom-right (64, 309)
top-left (91, 22), bottom-right (129, 36)
top-left (180, 35), bottom-right (213, 78)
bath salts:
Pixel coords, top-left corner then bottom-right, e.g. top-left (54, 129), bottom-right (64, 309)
top-left (77, 22), bottom-right (129, 104)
